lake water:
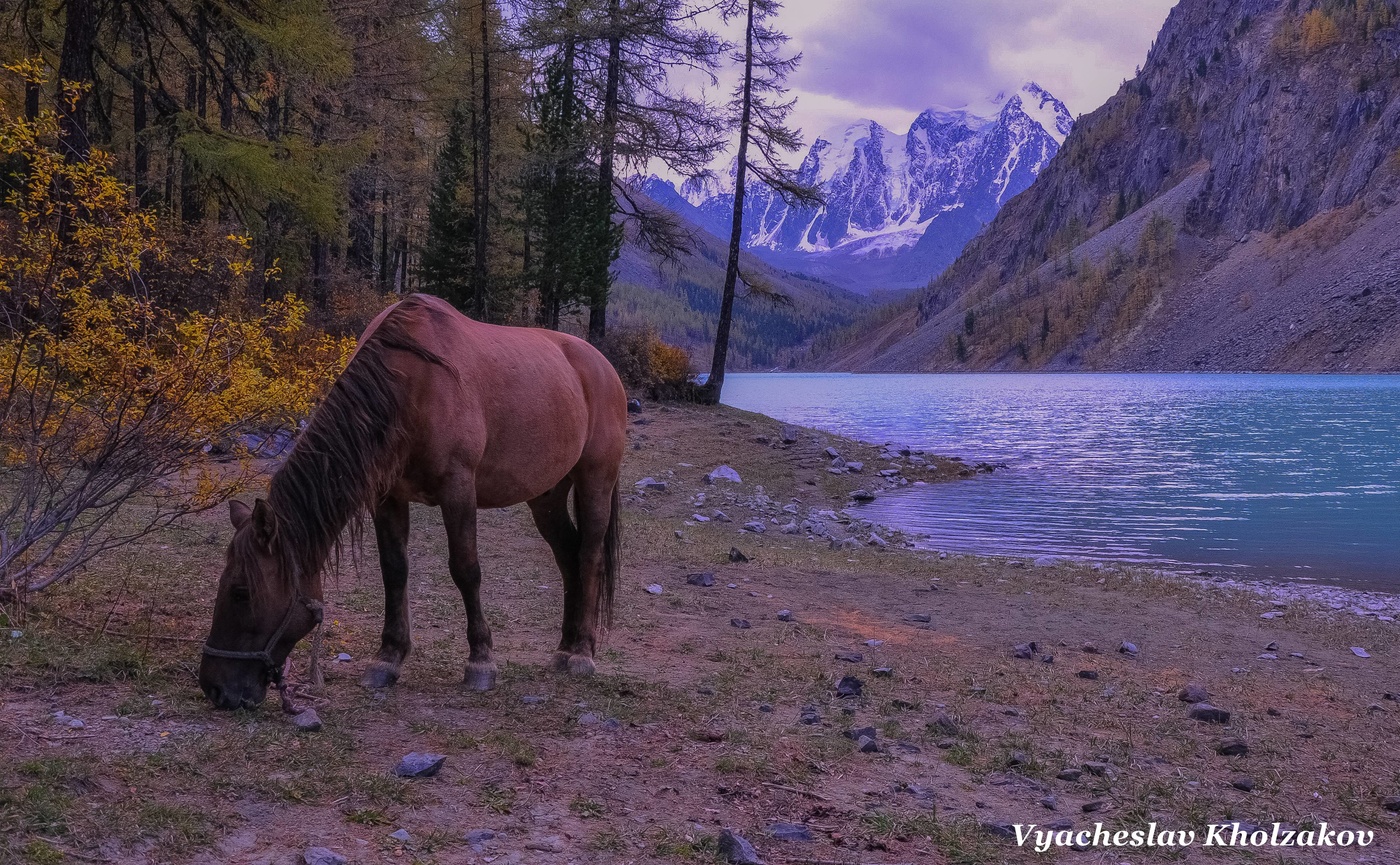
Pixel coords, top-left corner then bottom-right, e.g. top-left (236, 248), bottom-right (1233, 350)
top-left (722, 373), bottom-right (1400, 590)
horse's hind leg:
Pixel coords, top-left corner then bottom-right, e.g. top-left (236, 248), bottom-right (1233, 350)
top-left (363, 496), bottom-right (411, 689)
top-left (555, 467), bottom-right (616, 676)
top-left (526, 479), bottom-right (585, 674)
top-left (442, 488), bottom-right (496, 691)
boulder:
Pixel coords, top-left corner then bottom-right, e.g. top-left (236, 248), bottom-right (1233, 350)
top-left (718, 828), bottom-right (764, 865)
top-left (393, 752), bottom-right (446, 778)
top-left (706, 465), bottom-right (743, 485)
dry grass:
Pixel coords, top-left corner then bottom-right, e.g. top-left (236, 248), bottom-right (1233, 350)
top-left (1, 400), bottom-right (1397, 864)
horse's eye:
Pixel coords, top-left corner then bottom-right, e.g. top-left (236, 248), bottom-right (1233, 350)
top-left (230, 586), bottom-right (251, 601)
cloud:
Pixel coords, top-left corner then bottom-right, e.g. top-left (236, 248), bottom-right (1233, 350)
top-left (780, 0), bottom-right (1176, 135)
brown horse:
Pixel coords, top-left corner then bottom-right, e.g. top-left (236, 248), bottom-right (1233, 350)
top-left (198, 294), bottom-right (627, 709)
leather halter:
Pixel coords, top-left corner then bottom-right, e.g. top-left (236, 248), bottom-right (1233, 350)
top-left (202, 593), bottom-right (323, 681)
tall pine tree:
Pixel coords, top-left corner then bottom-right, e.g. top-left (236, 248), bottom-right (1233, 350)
top-left (421, 105), bottom-right (477, 309)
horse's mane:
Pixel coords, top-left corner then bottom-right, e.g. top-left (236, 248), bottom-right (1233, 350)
top-left (258, 301), bottom-right (449, 595)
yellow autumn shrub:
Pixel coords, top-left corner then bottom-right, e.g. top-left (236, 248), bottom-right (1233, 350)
top-left (0, 62), bottom-right (357, 598)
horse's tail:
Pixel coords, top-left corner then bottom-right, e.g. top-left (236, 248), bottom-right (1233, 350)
top-left (600, 482), bottom-right (621, 630)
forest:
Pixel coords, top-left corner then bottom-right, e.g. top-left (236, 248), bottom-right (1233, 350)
top-left (0, 0), bottom-right (762, 333)
top-left (0, 0), bottom-right (819, 600)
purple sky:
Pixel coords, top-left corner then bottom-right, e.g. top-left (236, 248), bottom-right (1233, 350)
top-left (776, 0), bottom-right (1177, 137)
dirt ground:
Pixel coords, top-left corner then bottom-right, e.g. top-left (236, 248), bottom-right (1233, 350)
top-left (3, 401), bottom-right (1399, 865)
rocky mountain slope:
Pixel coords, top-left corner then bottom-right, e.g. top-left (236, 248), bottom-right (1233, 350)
top-left (644, 82), bottom-right (1073, 294)
top-left (825, 0), bottom-right (1400, 372)
top-left (609, 186), bottom-right (868, 371)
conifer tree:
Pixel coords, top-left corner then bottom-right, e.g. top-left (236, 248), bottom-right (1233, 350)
top-left (699, 0), bottom-right (819, 404)
top-left (421, 105), bottom-right (477, 308)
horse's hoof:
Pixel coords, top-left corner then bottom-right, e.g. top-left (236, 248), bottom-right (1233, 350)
top-left (361, 662), bottom-right (400, 690)
top-left (550, 651), bottom-right (572, 674)
top-left (567, 654), bottom-right (596, 677)
top-left (464, 662), bottom-right (498, 692)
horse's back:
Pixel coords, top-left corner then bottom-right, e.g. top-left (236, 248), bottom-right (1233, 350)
top-left (368, 295), bottom-right (626, 506)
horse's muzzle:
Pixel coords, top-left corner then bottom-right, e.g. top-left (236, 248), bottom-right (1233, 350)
top-left (199, 662), bottom-right (270, 710)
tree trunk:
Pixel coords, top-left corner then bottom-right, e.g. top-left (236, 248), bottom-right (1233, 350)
top-left (702, 0), bottom-right (755, 405)
top-left (57, 0), bottom-right (99, 161)
top-left (131, 26), bottom-right (149, 203)
top-left (473, 3), bottom-right (492, 320)
top-left (589, 0), bottom-right (622, 345)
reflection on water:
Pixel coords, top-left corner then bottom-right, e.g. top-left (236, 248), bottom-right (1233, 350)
top-left (722, 373), bottom-right (1400, 589)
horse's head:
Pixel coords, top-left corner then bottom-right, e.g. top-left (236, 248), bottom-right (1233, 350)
top-left (199, 500), bottom-right (322, 710)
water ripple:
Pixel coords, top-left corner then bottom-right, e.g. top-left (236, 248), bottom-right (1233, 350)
top-left (723, 373), bottom-right (1400, 590)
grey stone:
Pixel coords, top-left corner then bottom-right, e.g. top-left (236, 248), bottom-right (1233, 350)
top-left (645, 584), bottom-right (664, 594)
top-left (1382, 796), bottom-right (1400, 813)
top-left (303, 847), bottom-right (347, 865)
top-left (393, 752), bottom-right (445, 778)
top-left (856, 735), bottom-right (880, 753)
top-left (1012, 642), bottom-right (1036, 659)
top-left (767, 822), bottom-right (813, 842)
top-left (713, 510), bottom-right (732, 523)
top-left (578, 712), bottom-right (600, 726)
top-left (844, 726), bottom-right (878, 741)
top-left (872, 667), bottom-right (893, 677)
top-left (521, 695), bottom-right (548, 705)
top-left (780, 522), bottom-right (800, 534)
top-left (388, 829), bottom-right (411, 842)
top-left (336, 653), bottom-right (353, 662)
top-left (825, 447), bottom-right (841, 458)
top-left (728, 547), bottom-right (749, 563)
top-left (1082, 800), bottom-right (1105, 813)
top-left (1188, 702), bottom-right (1231, 724)
top-left (1232, 777), bottom-right (1255, 792)
top-left (905, 613), bottom-right (931, 623)
top-left (849, 489), bottom-right (876, 502)
top-left (980, 821), bottom-right (1017, 839)
top-left (928, 713), bottom-right (959, 735)
top-left (706, 465), bottom-right (742, 485)
top-left (718, 828), bottom-right (764, 864)
top-left (799, 706), bottom-right (822, 725)
top-left (776, 610), bottom-right (793, 622)
top-left (1217, 738), bottom-right (1249, 756)
top-left (465, 829), bottom-right (496, 845)
top-left (635, 477), bottom-right (667, 492)
top-left (731, 618), bottom-right (752, 629)
top-left (626, 398), bottom-right (642, 414)
top-left (1083, 761), bottom-right (1112, 776)
top-left (1265, 641), bottom-right (1279, 651)
top-left (743, 521), bottom-right (766, 533)
top-left (1077, 670), bottom-right (1099, 680)
top-left (847, 461), bottom-right (864, 472)
top-left (780, 425), bottom-right (799, 444)
top-left (1178, 683), bottom-right (1210, 702)
top-left (1033, 556), bottom-right (1059, 567)
top-left (834, 651), bottom-right (864, 663)
top-left (1040, 795), bottom-right (1058, 810)
top-left (686, 572), bottom-right (716, 587)
top-left (835, 676), bottom-right (863, 698)
top-left (1119, 641), bottom-right (1139, 655)
top-left (1351, 646), bottom-right (1371, 658)
top-left (1057, 768), bottom-right (1083, 782)
top-left (291, 709), bottom-right (323, 732)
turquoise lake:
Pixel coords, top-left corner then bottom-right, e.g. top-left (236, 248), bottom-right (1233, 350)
top-left (722, 373), bottom-right (1400, 590)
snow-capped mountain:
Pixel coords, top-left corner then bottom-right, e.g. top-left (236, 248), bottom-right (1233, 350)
top-left (642, 82), bottom-right (1073, 293)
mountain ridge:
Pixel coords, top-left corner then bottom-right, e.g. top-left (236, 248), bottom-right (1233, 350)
top-left (643, 81), bottom-right (1073, 294)
top-left (820, 0), bottom-right (1400, 372)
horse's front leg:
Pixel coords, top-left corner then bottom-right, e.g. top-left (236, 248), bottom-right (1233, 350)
top-left (362, 496), bottom-right (412, 689)
top-left (442, 491), bottom-right (496, 691)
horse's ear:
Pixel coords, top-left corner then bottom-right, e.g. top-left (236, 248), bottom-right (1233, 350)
top-left (251, 499), bottom-right (278, 549)
top-left (229, 500), bottom-right (252, 530)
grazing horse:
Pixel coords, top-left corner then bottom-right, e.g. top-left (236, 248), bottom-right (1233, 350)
top-left (199, 294), bottom-right (626, 710)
